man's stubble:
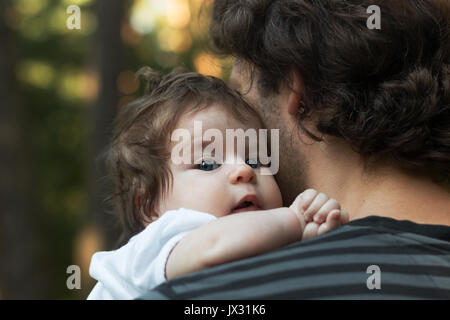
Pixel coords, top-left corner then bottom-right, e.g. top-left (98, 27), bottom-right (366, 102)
top-left (258, 96), bottom-right (310, 206)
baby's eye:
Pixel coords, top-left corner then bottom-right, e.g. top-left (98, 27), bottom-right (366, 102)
top-left (196, 159), bottom-right (220, 171)
top-left (245, 158), bottom-right (260, 169)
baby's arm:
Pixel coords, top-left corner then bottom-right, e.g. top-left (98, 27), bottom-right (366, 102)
top-left (165, 189), bottom-right (348, 280)
top-left (165, 206), bottom-right (303, 280)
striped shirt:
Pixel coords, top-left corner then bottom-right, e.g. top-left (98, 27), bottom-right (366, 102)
top-left (140, 216), bottom-right (450, 299)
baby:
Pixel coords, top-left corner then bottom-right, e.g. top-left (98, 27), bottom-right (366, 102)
top-left (87, 68), bottom-right (348, 299)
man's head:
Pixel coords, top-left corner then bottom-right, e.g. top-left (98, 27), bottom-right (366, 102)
top-left (211, 0), bottom-right (450, 205)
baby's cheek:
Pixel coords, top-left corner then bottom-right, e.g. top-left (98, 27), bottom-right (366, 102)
top-left (181, 180), bottom-right (229, 217)
top-left (261, 175), bottom-right (283, 209)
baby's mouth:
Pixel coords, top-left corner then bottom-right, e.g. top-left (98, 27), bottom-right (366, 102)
top-left (231, 195), bottom-right (261, 214)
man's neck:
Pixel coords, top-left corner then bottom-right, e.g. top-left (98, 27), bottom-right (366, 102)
top-left (351, 170), bottom-right (450, 225)
top-left (307, 141), bottom-right (450, 226)
top-left (333, 166), bottom-right (450, 226)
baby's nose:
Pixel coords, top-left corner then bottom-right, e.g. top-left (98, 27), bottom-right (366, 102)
top-left (229, 162), bottom-right (256, 184)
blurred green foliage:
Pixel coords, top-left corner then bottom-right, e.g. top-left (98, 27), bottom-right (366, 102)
top-left (2, 0), bottom-right (230, 299)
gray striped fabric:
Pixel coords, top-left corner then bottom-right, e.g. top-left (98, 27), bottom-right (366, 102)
top-left (140, 216), bottom-right (450, 299)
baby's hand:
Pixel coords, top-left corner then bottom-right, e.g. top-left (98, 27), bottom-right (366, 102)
top-left (289, 189), bottom-right (349, 240)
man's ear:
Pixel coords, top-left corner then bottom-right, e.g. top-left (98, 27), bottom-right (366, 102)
top-left (287, 68), bottom-right (304, 116)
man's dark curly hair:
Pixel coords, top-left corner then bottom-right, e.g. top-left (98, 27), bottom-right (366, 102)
top-left (210, 0), bottom-right (450, 179)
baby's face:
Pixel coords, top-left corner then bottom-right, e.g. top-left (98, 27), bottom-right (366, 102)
top-left (157, 105), bottom-right (283, 218)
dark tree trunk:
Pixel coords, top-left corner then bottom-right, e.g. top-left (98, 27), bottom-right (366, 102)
top-left (0, 1), bottom-right (46, 299)
top-left (89, 0), bottom-right (125, 250)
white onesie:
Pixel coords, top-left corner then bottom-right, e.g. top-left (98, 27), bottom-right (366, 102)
top-left (87, 208), bottom-right (217, 300)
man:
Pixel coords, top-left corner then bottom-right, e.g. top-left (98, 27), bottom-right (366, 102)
top-left (141, 0), bottom-right (450, 299)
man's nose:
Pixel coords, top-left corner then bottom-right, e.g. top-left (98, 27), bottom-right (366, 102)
top-left (229, 163), bottom-right (256, 184)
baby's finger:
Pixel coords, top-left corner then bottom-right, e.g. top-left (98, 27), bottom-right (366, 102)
top-left (290, 189), bottom-right (318, 218)
top-left (289, 194), bottom-right (304, 214)
top-left (313, 198), bottom-right (341, 223)
top-left (288, 194), bottom-right (307, 229)
top-left (304, 192), bottom-right (328, 222)
top-left (302, 222), bottom-right (319, 241)
top-left (318, 209), bottom-right (341, 235)
top-left (340, 209), bottom-right (349, 224)
top-left (299, 189), bottom-right (318, 210)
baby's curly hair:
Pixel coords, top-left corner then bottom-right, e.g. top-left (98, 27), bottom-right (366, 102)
top-left (210, 0), bottom-right (450, 179)
top-left (103, 67), bottom-right (261, 245)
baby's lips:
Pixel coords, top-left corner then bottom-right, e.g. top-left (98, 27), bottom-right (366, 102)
top-left (231, 194), bottom-right (260, 213)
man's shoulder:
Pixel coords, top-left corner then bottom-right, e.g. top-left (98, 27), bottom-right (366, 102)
top-left (141, 216), bottom-right (450, 300)
top-left (348, 215), bottom-right (450, 242)
top-left (324, 215), bottom-right (450, 251)
top-left (275, 216), bottom-right (450, 263)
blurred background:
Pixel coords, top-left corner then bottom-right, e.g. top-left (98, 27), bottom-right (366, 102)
top-left (0, 0), bottom-right (232, 299)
